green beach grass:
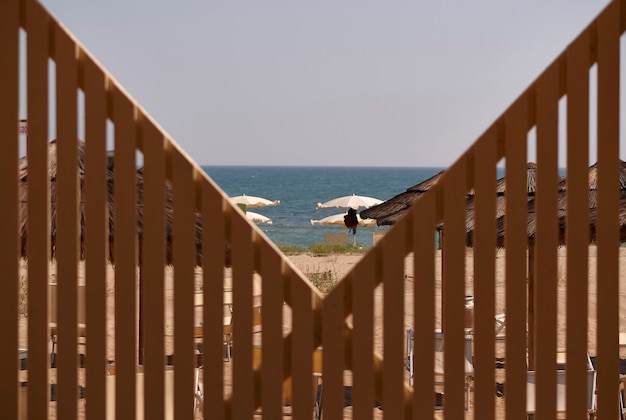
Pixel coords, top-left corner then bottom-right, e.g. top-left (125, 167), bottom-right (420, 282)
top-left (279, 243), bottom-right (369, 256)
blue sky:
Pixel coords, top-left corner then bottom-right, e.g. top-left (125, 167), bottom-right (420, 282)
top-left (39, 0), bottom-right (613, 167)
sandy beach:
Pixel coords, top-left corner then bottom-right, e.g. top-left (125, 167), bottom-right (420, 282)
top-left (18, 246), bottom-right (626, 418)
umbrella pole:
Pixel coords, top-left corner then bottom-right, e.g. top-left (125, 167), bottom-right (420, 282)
top-left (138, 266), bottom-right (144, 365)
top-left (527, 243), bottom-right (535, 370)
top-left (440, 226), bottom-right (445, 328)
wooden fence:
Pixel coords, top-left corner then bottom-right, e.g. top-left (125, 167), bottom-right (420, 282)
top-left (0, 0), bottom-right (625, 418)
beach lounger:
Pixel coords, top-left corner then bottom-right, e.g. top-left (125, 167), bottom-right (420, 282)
top-left (405, 329), bottom-right (474, 412)
top-left (48, 283), bottom-right (87, 366)
top-left (525, 352), bottom-right (596, 418)
top-left (493, 310), bottom-right (529, 343)
top-left (193, 291), bottom-right (262, 361)
top-left (17, 349), bottom-right (86, 419)
top-left (193, 289), bottom-right (263, 413)
top-left (619, 375), bottom-right (626, 420)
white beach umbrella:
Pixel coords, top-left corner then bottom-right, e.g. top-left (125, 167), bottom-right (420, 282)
top-left (310, 212), bottom-right (376, 227)
top-left (231, 194), bottom-right (280, 208)
top-left (246, 211), bottom-right (273, 224)
top-left (316, 194), bottom-right (383, 210)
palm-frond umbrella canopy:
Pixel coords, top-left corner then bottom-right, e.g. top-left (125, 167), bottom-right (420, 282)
top-left (468, 160), bottom-right (626, 247)
top-left (18, 139), bottom-right (231, 267)
top-left (558, 160), bottom-right (626, 191)
top-left (519, 193), bottom-right (626, 247)
top-left (360, 170), bottom-right (445, 226)
top-left (490, 162), bottom-right (543, 196)
top-left (532, 160), bottom-right (626, 247)
top-left (20, 139), bottom-right (235, 365)
top-left (464, 163), bottom-right (572, 247)
top-left (363, 163), bottom-right (552, 227)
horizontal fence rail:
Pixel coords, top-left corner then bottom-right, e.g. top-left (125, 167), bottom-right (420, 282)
top-left (1, 0), bottom-right (625, 419)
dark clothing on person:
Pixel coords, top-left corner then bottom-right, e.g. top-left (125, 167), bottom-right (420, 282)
top-left (344, 208), bottom-right (358, 235)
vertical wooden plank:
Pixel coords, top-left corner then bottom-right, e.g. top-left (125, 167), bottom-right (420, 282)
top-left (595, 3), bottom-right (620, 418)
top-left (172, 150), bottom-right (196, 419)
top-left (382, 225), bottom-right (405, 419)
top-left (534, 62), bottom-right (560, 419)
top-left (441, 158), bottom-right (467, 418)
top-left (54, 22), bottom-right (80, 420)
top-left (472, 127), bottom-right (498, 420)
top-left (351, 252), bottom-right (374, 420)
top-left (202, 180), bottom-right (227, 418)
top-left (231, 214), bottom-right (254, 418)
top-left (565, 29), bottom-right (590, 420)
top-left (0, 0), bottom-right (20, 418)
top-left (26, 0), bottom-right (51, 416)
top-left (291, 271), bottom-right (315, 419)
top-left (142, 118), bottom-right (166, 420)
top-left (503, 94), bottom-right (529, 420)
top-left (260, 242), bottom-right (284, 418)
top-left (322, 274), bottom-right (345, 419)
top-left (83, 53), bottom-right (108, 420)
top-left (112, 85), bottom-right (137, 419)
top-left (411, 193), bottom-right (436, 420)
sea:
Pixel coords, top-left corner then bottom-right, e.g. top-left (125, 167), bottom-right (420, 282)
top-left (201, 166), bottom-right (446, 249)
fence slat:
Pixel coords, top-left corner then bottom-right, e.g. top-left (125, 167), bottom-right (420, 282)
top-left (201, 180), bottom-right (227, 418)
top-left (441, 158), bottom-right (468, 418)
top-left (141, 117), bottom-right (166, 420)
top-left (172, 149), bottom-right (196, 419)
top-left (26, 0), bottom-right (51, 416)
top-left (322, 275), bottom-right (346, 419)
top-left (54, 22), bottom-right (80, 419)
top-left (503, 94), bottom-right (529, 420)
top-left (411, 193), bottom-right (436, 420)
top-left (112, 85), bottom-right (137, 419)
top-left (0, 0), bottom-right (20, 418)
top-left (472, 126), bottom-right (498, 420)
top-left (351, 252), bottom-right (374, 420)
top-left (292, 270), bottom-right (315, 419)
top-left (83, 52), bottom-right (108, 420)
top-left (231, 214), bottom-right (254, 418)
top-left (595, 2), bottom-right (620, 418)
top-left (534, 61), bottom-right (560, 418)
top-left (382, 226), bottom-right (405, 418)
top-left (565, 27), bottom-right (591, 420)
top-left (260, 242), bottom-right (284, 418)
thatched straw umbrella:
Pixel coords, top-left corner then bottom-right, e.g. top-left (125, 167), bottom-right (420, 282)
top-left (360, 170), bottom-right (445, 226)
top-left (512, 160), bottom-right (626, 248)
top-left (360, 163), bottom-right (542, 227)
top-left (19, 139), bottom-right (231, 362)
top-left (466, 161), bottom-right (626, 367)
top-left (578, 160), bottom-right (626, 190)
top-left (18, 139), bottom-right (230, 265)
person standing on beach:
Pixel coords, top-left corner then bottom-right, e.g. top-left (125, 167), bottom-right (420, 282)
top-left (344, 208), bottom-right (358, 235)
